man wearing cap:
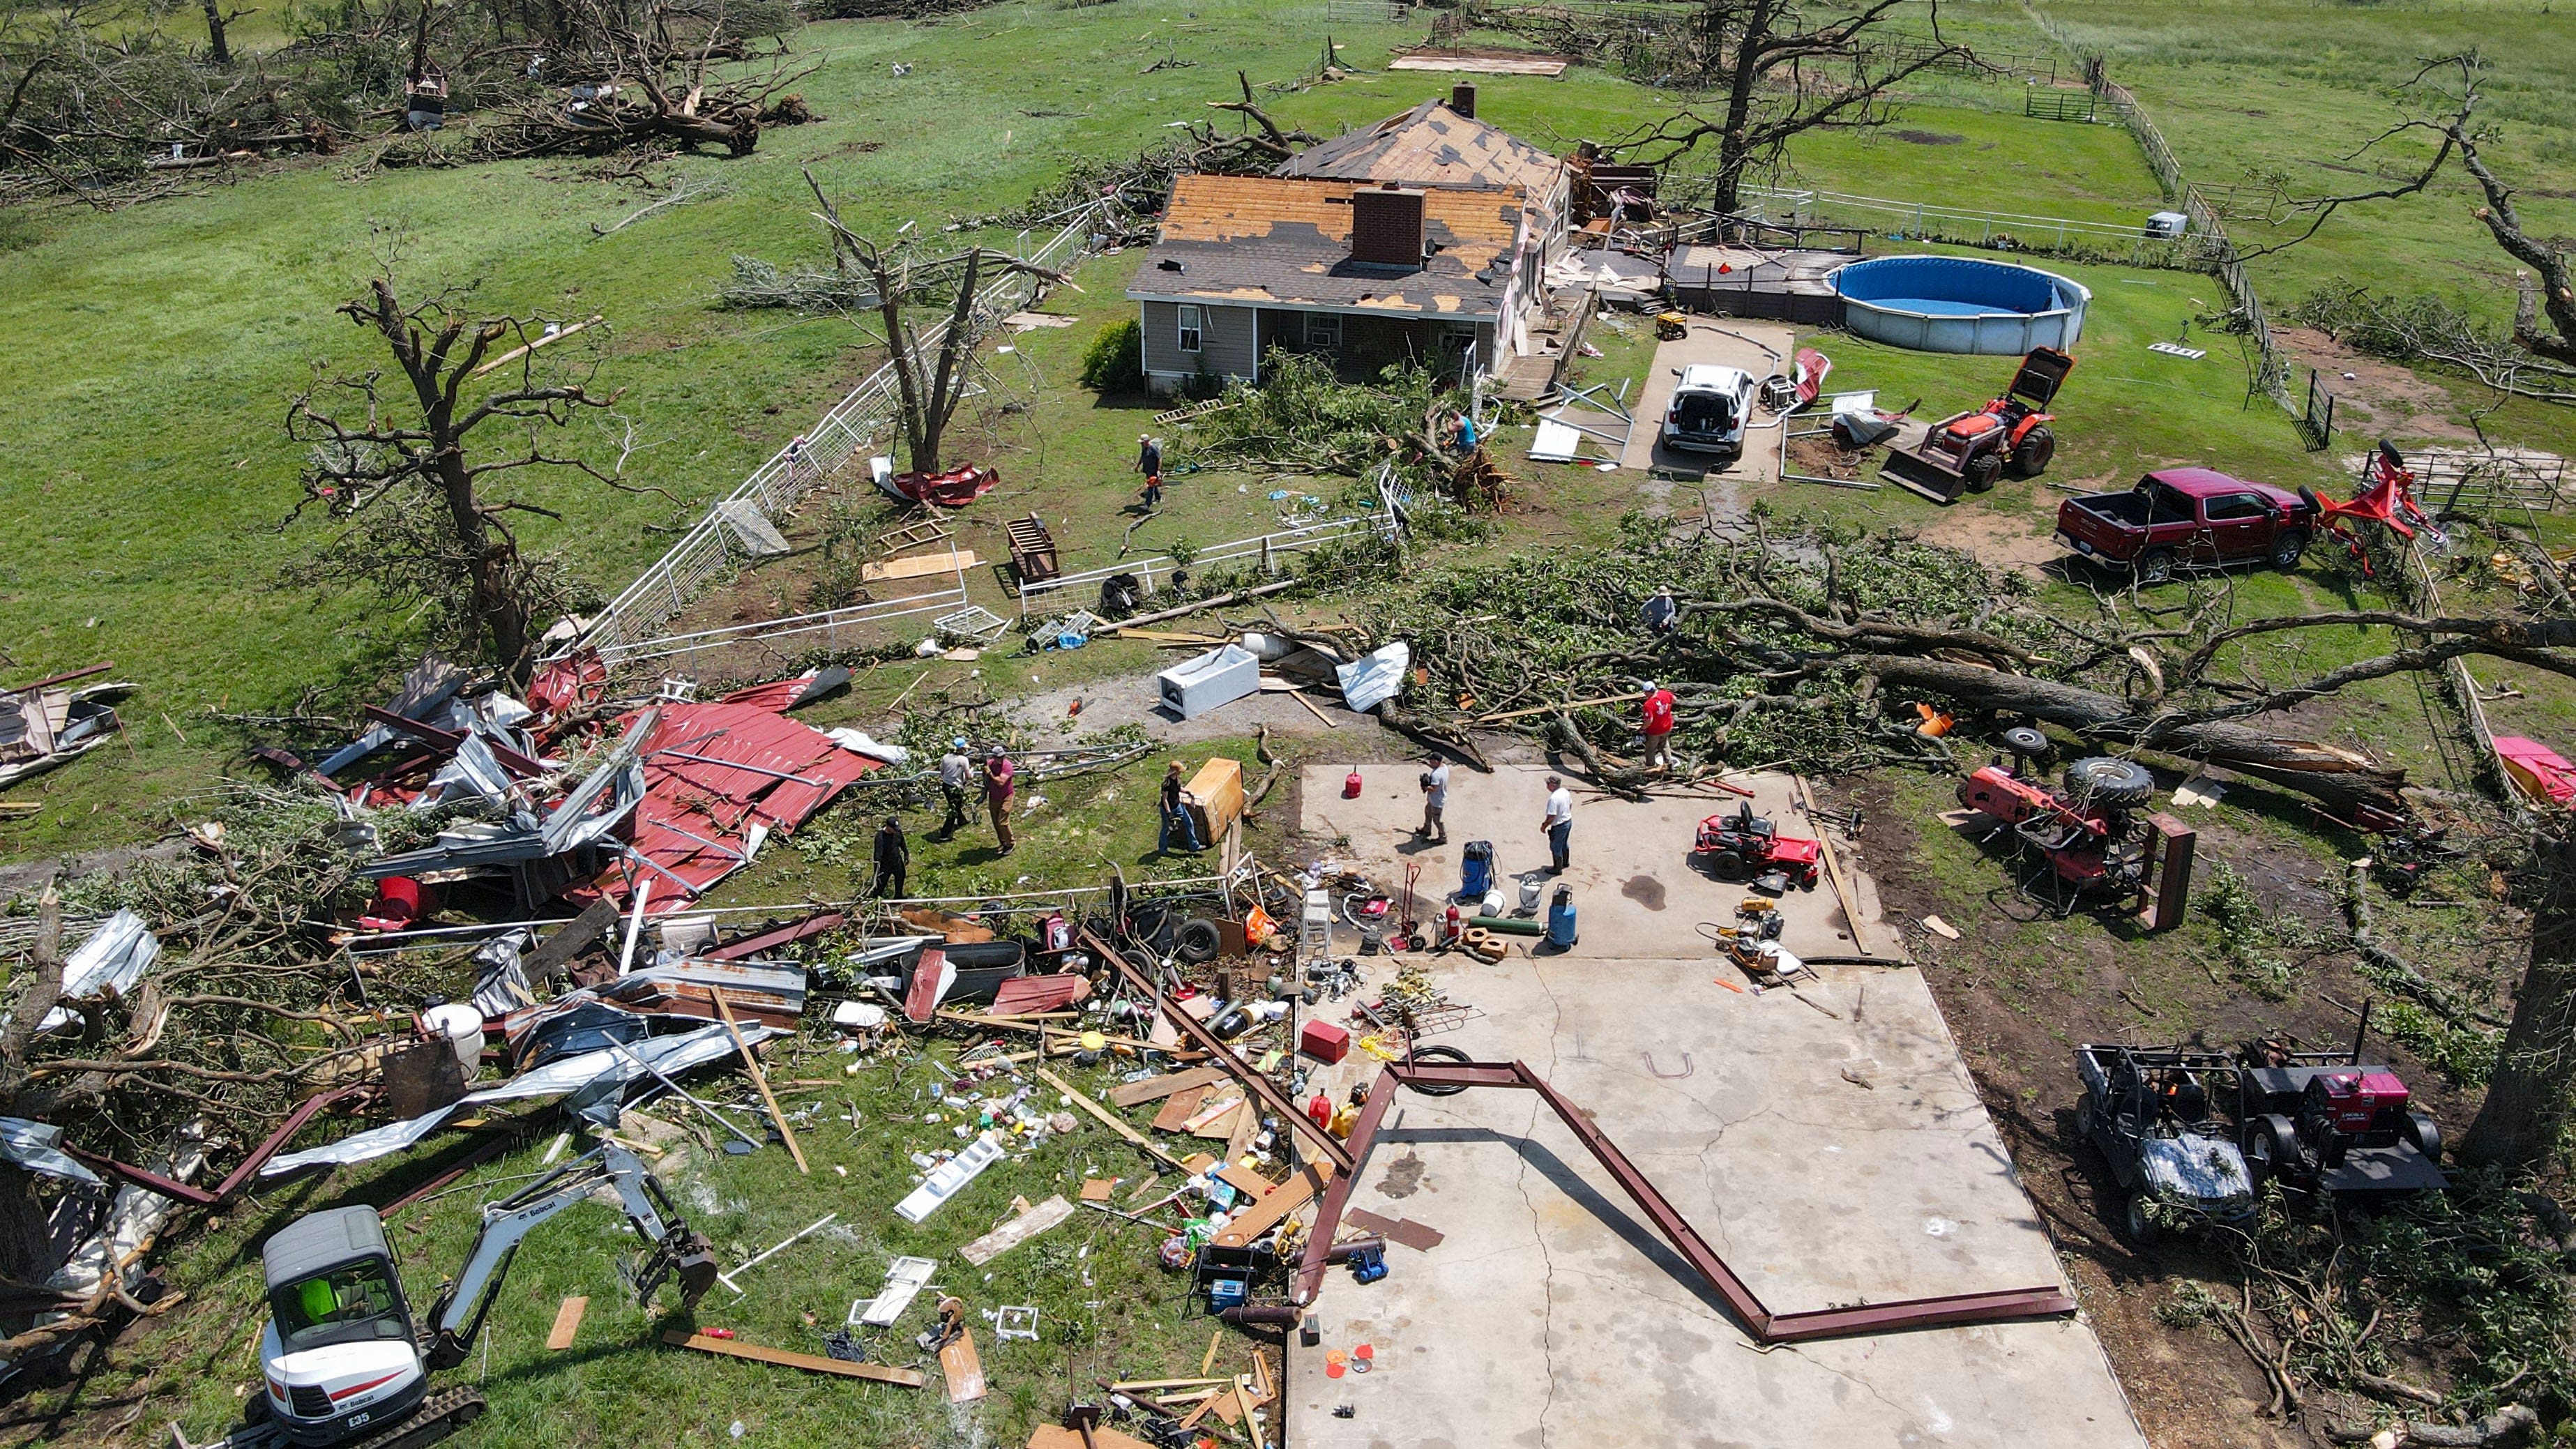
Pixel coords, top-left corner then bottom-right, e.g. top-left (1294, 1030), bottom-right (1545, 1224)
top-left (937, 738), bottom-right (973, 840)
top-left (1642, 585), bottom-right (1679, 636)
top-left (1158, 760), bottom-right (1205, 856)
top-left (1540, 774), bottom-right (1573, 874)
top-left (1417, 752), bottom-right (1450, 844)
top-left (1137, 434), bottom-right (1164, 510)
top-left (1639, 679), bottom-right (1678, 770)
top-left (984, 747), bottom-right (1017, 856)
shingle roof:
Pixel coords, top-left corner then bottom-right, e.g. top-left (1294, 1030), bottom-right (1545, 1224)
top-left (1280, 98), bottom-right (1564, 196)
top-left (1126, 174), bottom-right (1526, 319)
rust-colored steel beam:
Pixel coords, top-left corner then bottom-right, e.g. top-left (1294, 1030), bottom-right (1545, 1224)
top-left (69, 1087), bottom-right (360, 1206)
top-left (1081, 926), bottom-right (1353, 1174)
top-left (1292, 1059), bottom-right (2077, 1342)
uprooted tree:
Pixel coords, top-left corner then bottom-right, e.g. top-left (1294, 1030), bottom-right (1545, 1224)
top-left (287, 259), bottom-right (656, 686)
top-left (1603, 0), bottom-right (1972, 213)
top-left (799, 169), bottom-right (1069, 476)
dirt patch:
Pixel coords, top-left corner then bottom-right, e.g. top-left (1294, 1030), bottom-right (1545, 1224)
top-left (2270, 326), bottom-right (2476, 443)
top-left (1785, 435), bottom-right (1870, 483)
top-left (1893, 128), bottom-right (1965, 145)
top-left (1916, 501), bottom-right (2063, 577)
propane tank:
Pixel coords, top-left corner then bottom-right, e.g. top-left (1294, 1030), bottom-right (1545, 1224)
top-left (1342, 768), bottom-right (1364, 799)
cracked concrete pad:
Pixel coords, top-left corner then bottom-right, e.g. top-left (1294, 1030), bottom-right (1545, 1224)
top-left (1289, 765), bottom-right (2140, 1446)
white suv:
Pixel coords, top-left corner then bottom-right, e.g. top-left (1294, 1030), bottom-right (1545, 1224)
top-left (1661, 364), bottom-right (1757, 460)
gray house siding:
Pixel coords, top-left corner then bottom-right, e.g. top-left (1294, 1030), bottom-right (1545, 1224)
top-left (1139, 300), bottom-right (1258, 390)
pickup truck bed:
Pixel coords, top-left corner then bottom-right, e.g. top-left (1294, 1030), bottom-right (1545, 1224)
top-left (2056, 467), bottom-right (2317, 583)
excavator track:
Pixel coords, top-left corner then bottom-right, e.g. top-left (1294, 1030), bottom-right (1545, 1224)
top-left (344, 1388), bottom-right (485, 1449)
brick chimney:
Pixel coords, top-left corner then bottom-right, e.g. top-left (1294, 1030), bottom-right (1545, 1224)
top-left (1349, 183), bottom-right (1427, 268)
top-left (1449, 82), bottom-right (1477, 119)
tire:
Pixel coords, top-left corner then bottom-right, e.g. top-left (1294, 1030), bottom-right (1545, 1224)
top-left (2121, 1192), bottom-right (2159, 1246)
top-left (2135, 549), bottom-right (2176, 585)
top-left (1712, 851), bottom-right (1747, 882)
top-left (1965, 452), bottom-right (2003, 493)
top-left (2405, 1111), bottom-right (2444, 1162)
top-left (2074, 1090), bottom-right (2098, 1143)
top-left (2063, 757), bottom-right (2155, 808)
top-left (1174, 917), bottom-right (1222, 964)
top-left (2001, 725), bottom-right (2050, 756)
top-left (1405, 1043), bottom-right (1473, 1096)
top-left (2008, 425), bottom-right (2055, 478)
top-left (2270, 529), bottom-right (2310, 570)
top-left (2250, 1114), bottom-right (2304, 1187)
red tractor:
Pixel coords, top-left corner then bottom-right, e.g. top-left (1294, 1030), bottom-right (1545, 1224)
top-left (1882, 347), bottom-right (2074, 503)
top-left (1692, 803), bottom-right (1821, 890)
top-left (1955, 754), bottom-right (2153, 902)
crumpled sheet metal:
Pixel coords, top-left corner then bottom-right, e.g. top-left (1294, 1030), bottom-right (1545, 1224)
top-left (1336, 641), bottom-right (1412, 715)
top-left (0, 1117), bottom-right (100, 1186)
top-left (259, 1021), bottom-right (780, 1177)
top-left (26, 908), bottom-right (160, 1035)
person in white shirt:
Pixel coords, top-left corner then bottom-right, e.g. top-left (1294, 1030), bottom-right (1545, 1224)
top-left (1418, 753), bottom-right (1451, 844)
top-left (936, 739), bottom-right (972, 840)
top-left (1541, 774), bottom-right (1573, 873)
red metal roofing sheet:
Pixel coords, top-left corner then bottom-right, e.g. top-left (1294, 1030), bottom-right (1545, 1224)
top-left (592, 701), bottom-right (877, 913)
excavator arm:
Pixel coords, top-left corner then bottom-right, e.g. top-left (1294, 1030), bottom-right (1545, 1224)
top-left (421, 1141), bottom-right (716, 1370)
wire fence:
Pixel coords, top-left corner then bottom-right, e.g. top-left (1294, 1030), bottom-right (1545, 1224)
top-left (1015, 515), bottom-right (1395, 614)
top-left (1731, 183), bottom-right (2217, 270)
top-left (554, 197), bottom-right (1122, 667)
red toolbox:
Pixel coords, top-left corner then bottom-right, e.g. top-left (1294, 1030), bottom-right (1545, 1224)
top-left (1299, 1019), bottom-right (1351, 1064)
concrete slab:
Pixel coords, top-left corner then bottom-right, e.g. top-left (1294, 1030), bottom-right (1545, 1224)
top-left (1622, 318), bottom-right (1795, 479)
top-left (1303, 763), bottom-right (1894, 959)
top-left (1287, 765), bottom-right (2144, 1448)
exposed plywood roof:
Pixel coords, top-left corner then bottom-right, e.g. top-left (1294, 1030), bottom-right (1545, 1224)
top-left (1281, 99), bottom-right (1564, 196)
top-left (1129, 174), bottom-right (1526, 319)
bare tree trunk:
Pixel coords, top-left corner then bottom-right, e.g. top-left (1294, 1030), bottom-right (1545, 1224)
top-left (2460, 826), bottom-right (2576, 1174)
top-left (202, 0), bottom-right (234, 66)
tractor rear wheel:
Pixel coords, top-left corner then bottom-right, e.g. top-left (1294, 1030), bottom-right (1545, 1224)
top-left (1965, 452), bottom-right (2003, 492)
top-left (2008, 425), bottom-right (2055, 478)
top-left (2064, 757), bottom-right (2155, 808)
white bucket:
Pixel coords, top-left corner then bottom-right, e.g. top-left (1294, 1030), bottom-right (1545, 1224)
top-left (420, 1003), bottom-right (485, 1074)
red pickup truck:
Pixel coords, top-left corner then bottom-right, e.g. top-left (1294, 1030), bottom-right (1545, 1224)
top-left (2056, 468), bottom-right (2319, 583)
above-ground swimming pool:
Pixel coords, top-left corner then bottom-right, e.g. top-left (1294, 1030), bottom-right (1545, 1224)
top-left (1827, 255), bottom-right (2090, 354)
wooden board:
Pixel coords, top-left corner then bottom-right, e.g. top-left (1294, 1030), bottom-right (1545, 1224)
top-left (546, 1296), bottom-right (588, 1351)
top-left (960, 1195), bottom-right (1074, 1266)
top-left (1213, 1162), bottom-right (1335, 1248)
top-left (661, 1330), bottom-right (925, 1387)
top-left (1034, 1066), bottom-right (1188, 1171)
top-left (1107, 1065), bottom-right (1227, 1108)
top-left (1388, 52), bottom-right (1569, 75)
top-left (1215, 1163), bottom-right (1272, 1199)
top-left (941, 1329), bottom-right (986, 1403)
top-left (863, 549), bottom-right (979, 582)
top-left (1151, 1085), bottom-right (1211, 1133)
top-left (1080, 1177), bottom-right (1118, 1202)
top-left (1181, 1094), bottom-right (1245, 1136)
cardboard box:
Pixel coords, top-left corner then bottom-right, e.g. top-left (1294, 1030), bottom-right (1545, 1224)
top-left (1183, 756), bottom-right (1245, 843)
top-left (1299, 1018), bottom-right (1351, 1064)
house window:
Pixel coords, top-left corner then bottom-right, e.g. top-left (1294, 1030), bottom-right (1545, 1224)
top-left (1305, 312), bottom-right (1342, 351)
top-left (1176, 305), bottom-right (1203, 355)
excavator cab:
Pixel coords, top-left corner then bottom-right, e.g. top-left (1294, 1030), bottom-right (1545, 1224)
top-left (260, 1207), bottom-right (429, 1446)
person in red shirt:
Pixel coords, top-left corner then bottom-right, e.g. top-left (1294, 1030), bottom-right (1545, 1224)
top-left (1639, 679), bottom-right (1678, 770)
top-left (983, 748), bottom-right (1017, 856)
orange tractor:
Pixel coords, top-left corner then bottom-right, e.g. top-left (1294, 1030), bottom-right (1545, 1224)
top-left (1882, 347), bottom-right (2074, 503)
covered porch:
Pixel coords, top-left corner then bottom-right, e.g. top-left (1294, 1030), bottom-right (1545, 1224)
top-left (1255, 307), bottom-right (1490, 382)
